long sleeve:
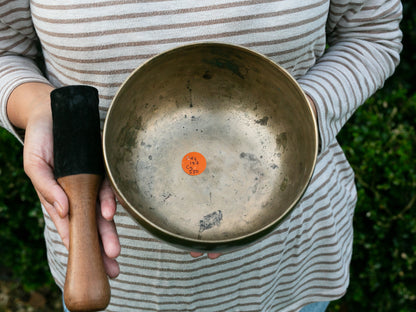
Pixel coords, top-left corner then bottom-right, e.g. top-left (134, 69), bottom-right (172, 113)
top-left (298, 0), bottom-right (403, 151)
top-left (0, 0), bottom-right (50, 141)
top-left (0, 1), bottom-right (405, 310)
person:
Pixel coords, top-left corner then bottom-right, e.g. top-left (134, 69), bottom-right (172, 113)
top-left (0, 0), bottom-right (402, 311)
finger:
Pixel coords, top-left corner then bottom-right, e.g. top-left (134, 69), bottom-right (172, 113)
top-left (97, 205), bottom-right (121, 259)
top-left (97, 210), bottom-right (120, 278)
top-left (190, 252), bottom-right (204, 258)
top-left (102, 252), bottom-right (120, 278)
top-left (306, 95), bottom-right (318, 120)
top-left (208, 253), bottom-right (222, 259)
top-left (99, 178), bottom-right (117, 221)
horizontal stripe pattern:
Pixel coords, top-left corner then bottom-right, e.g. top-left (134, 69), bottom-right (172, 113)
top-left (0, 0), bottom-right (402, 311)
top-left (41, 144), bottom-right (357, 311)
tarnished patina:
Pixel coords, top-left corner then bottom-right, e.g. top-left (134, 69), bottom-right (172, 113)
top-left (103, 43), bottom-right (318, 252)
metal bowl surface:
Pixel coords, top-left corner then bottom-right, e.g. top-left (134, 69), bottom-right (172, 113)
top-left (103, 43), bottom-right (318, 252)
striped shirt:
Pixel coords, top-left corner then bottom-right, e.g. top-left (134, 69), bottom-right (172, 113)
top-left (0, 1), bottom-right (402, 311)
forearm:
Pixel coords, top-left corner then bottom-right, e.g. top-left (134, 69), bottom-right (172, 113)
top-left (298, 0), bottom-right (402, 150)
top-left (0, 1), bottom-right (51, 137)
top-left (7, 82), bottom-right (55, 130)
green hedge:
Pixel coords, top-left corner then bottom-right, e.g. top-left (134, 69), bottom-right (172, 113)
top-left (331, 86), bottom-right (416, 311)
top-left (0, 129), bottom-right (54, 290)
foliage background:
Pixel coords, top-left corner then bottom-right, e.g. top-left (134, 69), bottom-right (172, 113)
top-left (0, 1), bottom-right (415, 311)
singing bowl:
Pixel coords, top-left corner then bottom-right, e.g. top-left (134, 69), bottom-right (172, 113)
top-left (103, 43), bottom-right (318, 252)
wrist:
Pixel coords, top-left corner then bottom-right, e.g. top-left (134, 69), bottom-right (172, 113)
top-left (7, 82), bottom-right (55, 129)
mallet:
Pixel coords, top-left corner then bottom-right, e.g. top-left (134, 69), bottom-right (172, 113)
top-left (51, 85), bottom-right (110, 312)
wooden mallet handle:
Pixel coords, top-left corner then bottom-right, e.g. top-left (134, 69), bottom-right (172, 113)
top-left (51, 86), bottom-right (110, 312)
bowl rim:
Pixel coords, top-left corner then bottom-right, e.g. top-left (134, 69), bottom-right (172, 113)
top-left (102, 42), bottom-right (319, 251)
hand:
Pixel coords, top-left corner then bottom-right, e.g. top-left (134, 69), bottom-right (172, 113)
top-left (306, 95), bottom-right (318, 121)
top-left (8, 83), bottom-right (120, 278)
top-left (189, 252), bottom-right (222, 259)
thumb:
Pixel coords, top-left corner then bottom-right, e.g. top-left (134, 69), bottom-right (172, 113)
top-left (24, 149), bottom-right (71, 249)
top-left (23, 111), bottom-right (69, 217)
top-left (24, 155), bottom-right (69, 218)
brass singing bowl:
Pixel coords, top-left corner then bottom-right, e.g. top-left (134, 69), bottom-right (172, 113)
top-left (103, 43), bottom-right (318, 252)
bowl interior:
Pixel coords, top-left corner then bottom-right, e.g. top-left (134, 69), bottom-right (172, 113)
top-left (103, 43), bottom-right (317, 246)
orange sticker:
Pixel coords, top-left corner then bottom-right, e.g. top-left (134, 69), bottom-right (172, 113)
top-left (182, 152), bottom-right (207, 176)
